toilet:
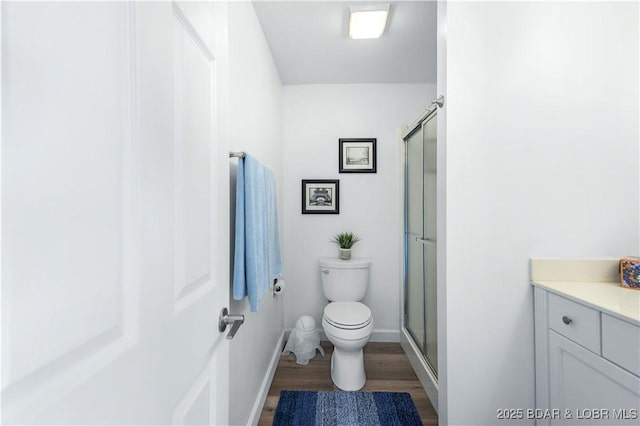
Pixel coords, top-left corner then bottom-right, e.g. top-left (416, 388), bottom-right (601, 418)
top-left (320, 258), bottom-right (373, 391)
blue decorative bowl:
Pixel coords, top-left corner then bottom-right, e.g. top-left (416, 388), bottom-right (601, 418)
top-left (620, 257), bottom-right (640, 290)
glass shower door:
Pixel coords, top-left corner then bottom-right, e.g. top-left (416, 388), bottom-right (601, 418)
top-left (423, 114), bottom-right (437, 373)
top-left (405, 126), bottom-right (425, 354)
top-left (404, 110), bottom-right (437, 376)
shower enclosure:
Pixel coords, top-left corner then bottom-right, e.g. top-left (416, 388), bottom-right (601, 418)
top-left (402, 104), bottom-right (438, 389)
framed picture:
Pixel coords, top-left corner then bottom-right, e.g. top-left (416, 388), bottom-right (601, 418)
top-left (339, 138), bottom-right (377, 173)
top-left (301, 179), bottom-right (339, 214)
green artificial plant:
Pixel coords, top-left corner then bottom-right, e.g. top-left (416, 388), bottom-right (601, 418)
top-left (330, 232), bottom-right (361, 249)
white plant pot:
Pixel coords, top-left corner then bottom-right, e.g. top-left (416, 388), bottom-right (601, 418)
top-left (338, 248), bottom-right (352, 260)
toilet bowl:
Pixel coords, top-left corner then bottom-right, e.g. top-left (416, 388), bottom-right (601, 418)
top-left (319, 257), bottom-right (373, 390)
top-left (321, 301), bottom-right (373, 391)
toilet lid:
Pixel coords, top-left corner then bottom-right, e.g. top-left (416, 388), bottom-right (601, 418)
top-left (323, 302), bottom-right (372, 329)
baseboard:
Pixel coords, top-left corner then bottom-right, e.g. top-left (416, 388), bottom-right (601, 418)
top-left (246, 330), bottom-right (286, 426)
top-left (370, 329), bottom-right (401, 342)
top-left (318, 328), bottom-right (400, 343)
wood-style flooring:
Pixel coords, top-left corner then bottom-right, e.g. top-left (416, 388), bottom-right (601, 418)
top-left (258, 341), bottom-right (438, 425)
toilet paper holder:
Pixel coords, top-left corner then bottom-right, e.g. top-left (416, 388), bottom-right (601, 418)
top-left (273, 278), bottom-right (284, 296)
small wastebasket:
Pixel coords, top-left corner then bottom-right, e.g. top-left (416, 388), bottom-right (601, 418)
top-left (281, 316), bottom-right (325, 365)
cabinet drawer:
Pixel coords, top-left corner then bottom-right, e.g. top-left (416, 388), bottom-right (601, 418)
top-left (602, 314), bottom-right (640, 377)
top-left (548, 293), bottom-right (600, 354)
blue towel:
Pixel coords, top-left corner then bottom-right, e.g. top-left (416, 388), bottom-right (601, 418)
top-left (265, 171), bottom-right (282, 280)
top-left (233, 154), bottom-right (282, 312)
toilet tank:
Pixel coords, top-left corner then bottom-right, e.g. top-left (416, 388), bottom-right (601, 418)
top-left (319, 258), bottom-right (371, 302)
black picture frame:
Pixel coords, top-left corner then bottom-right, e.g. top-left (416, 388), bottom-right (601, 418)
top-left (339, 138), bottom-right (377, 173)
top-left (301, 179), bottom-right (340, 214)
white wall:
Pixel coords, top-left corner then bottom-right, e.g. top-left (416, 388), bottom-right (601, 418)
top-left (282, 84), bottom-right (435, 337)
top-left (226, 3), bottom-right (284, 425)
top-left (442, 2), bottom-right (639, 424)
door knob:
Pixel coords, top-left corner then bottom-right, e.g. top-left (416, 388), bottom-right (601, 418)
top-left (218, 307), bottom-right (245, 340)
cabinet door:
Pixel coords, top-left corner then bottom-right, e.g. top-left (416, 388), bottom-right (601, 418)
top-left (549, 331), bottom-right (640, 425)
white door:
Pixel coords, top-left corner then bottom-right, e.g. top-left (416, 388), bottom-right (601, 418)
top-left (1, 1), bottom-right (231, 424)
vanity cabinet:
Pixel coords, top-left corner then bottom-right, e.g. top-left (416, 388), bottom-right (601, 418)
top-left (533, 285), bottom-right (640, 426)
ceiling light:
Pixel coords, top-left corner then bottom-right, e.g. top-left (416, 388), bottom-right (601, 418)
top-left (349, 4), bottom-right (390, 40)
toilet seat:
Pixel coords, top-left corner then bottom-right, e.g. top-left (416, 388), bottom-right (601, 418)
top-left (323, 302), bottom-right (372, 330)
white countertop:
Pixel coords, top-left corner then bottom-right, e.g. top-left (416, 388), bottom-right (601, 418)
top-left (531, 259), bottom-right (640, 325)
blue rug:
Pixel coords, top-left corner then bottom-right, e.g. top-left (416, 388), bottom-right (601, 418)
top-left (273, 390), bottom-right (423, 425)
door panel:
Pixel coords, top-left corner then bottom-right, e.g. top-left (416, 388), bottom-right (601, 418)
top-left (405, 129), bottom-right (425, 351)
top-left (424, 243), bottom-right (438, 372)
top-left (406, 238), bottom-right (425, 351)
top-left (172, 5), bottom-right (216, 314)
top-left (406, 128), bottom-right (424, 237)
top-left (2, 3), bottom-right (139, 420)
top-left (403, 111), bottom-right (438, 376)
top-left (423, 115), bottom-right (438, 374)
top-left (1, 2), bottom-right (230, 424)
top-left (423, 116), bottom-right (437, 242)
top-left (172, 366), bottom-right (213, 425)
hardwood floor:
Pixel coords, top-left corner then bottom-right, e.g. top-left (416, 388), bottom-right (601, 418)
top-left (257, 341), bottom-right (438, 425)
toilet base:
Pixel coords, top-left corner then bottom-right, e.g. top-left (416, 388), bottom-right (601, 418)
top-left (330, 346), bottom-right (366, 391)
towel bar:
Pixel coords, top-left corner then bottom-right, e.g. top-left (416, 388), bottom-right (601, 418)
top-left (229, 151), bottom-right (245, 158)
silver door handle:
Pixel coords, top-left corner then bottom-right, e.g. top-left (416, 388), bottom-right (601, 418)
top-left (218, 307), bottom-right (245, 340)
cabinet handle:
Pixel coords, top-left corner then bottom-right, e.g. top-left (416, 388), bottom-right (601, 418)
top-left (562, 316), bottom-right (572, 325)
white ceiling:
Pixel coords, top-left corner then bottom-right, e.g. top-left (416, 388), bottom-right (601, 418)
top-left (252, 1), bottom-right (437, 85)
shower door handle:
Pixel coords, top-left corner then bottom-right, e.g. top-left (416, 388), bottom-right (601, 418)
top-left (416, 237), bottom-right (436, 246)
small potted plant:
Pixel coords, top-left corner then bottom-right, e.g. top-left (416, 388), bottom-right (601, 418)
top-left (330, 232), bottom-right (360, 260)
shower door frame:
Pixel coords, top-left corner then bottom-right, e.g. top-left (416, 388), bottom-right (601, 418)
top-left (400, 104), bottom-right (439, 413)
